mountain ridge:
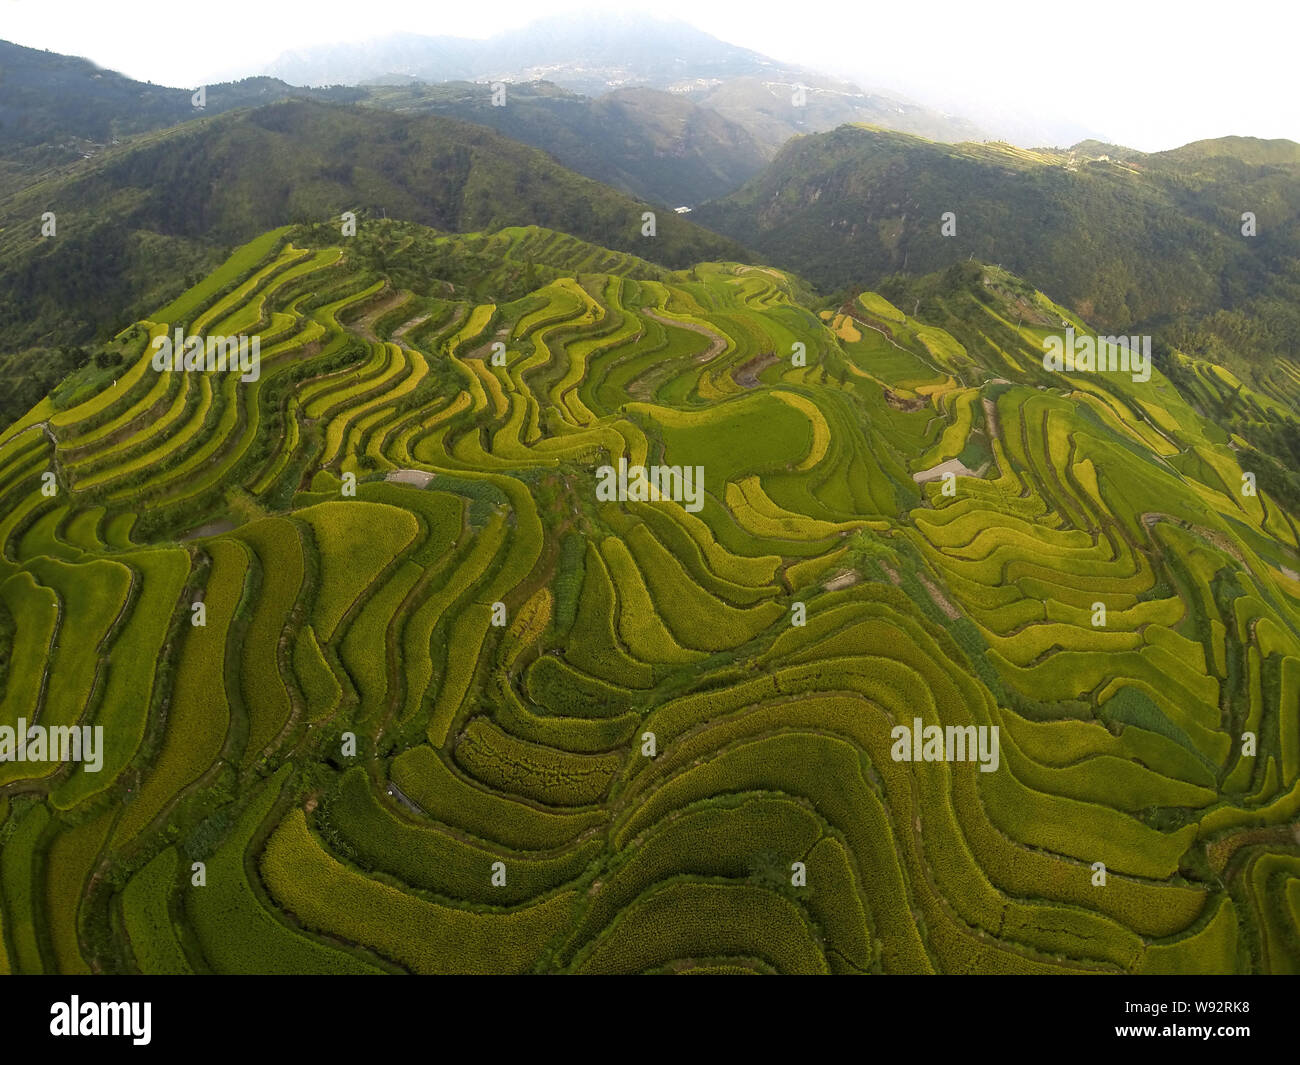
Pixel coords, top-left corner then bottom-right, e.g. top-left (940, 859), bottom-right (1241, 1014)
top-left (0, 97), bottom-right (751, 424)
top-left (694, 123), bottom-right (1300, 380)
top-left (250, 13), bottom-right (987, 145)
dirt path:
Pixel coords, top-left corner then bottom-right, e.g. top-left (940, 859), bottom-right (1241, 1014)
top-left (843, 300), bottom-right (952, 384)
top-left (982, 397), bottom-right (1002, 444)
top-left (917, 572), bottom-right (961, 619)
top-left (1140, 512), bottom-right (1244, 563)
top-left (641, 308), bottom-right (727, 364)
top-left (350, 289), bottom-right (406, 343)
top-left (392, 312), bottom-right (432, 341)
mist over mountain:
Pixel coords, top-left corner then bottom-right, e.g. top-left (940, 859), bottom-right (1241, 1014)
top-left (264, 14), bottom-right (793, 92)
top-left (0, 39), bottom-right (768, 209)
top-left (360, 80), bottom-right (770, 206)
top-left (256, 13), bottom-right (988, 145)
top-left (820, 71), bottom-right (1112, 151)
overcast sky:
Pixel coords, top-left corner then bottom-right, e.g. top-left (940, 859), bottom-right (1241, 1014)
top-left (4, 0), bottom-right (1293, 151)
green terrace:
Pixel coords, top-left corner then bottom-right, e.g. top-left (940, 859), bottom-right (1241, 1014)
top-left (0, 221), bottom-right (1296, 974)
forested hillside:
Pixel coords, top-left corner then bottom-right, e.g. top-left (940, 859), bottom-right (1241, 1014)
top-left (0, 99), bottom-right (750, 424)
top-left (697, 126), bottom-right (1300, 381)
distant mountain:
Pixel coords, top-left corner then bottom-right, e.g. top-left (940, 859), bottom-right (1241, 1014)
top-left (0, 38), bottom-right (763, 207)
top-left (265, 14), bottom-right (782, 93)
top-left (685, 75), bottom-right (986, 155)
top-left (1155, 135), bottom-right (1300, 169)
top-left (0, 39), bottom-right (361, 169)
top-left (0, 33), bottom-right (971, 211)
top-left (258, 14), bottom-right (987, 145)
top-left (362, 80), bottom-right (768, 207)
top-left (267, 31), bottom-right (482, 89)
top-left (0, 98), bottom-right (751, 423)
top-left (695, 126), bottom-right (1300, 392)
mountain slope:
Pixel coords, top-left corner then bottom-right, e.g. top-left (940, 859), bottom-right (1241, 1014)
top-left (0, 38), bottom-right (768, 208)
top-left (362, 81), bottom-right (769, 206)
top-left (688, 75), bottom-right (986, 154)
top-left (0, 34), bottom-right (981, 209)
top-left (264, 13), bottom-right (792, 92)
top-left (2, 223), bottom-right (1297, 974)
top-left (695, 125), bottom-right (1300, 372)
top-left (0, 39), bottom-right (362, 168)
top-left (0, 98), bottom-right (750, 423)
top-left (257, 13), bottom-right (985, 144)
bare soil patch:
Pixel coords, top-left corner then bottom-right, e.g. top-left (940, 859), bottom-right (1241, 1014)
top-left (735, 351), bottom-right (780, 388)
top-left (823, 569), bottom-right (859, 592)
top-left (917, 573), bottom-right (961, 620)
top-left (913, 458), bottom-right (977, 484)
top-left (386, 468), bottom-right (435, 488)
top-left (884, 387), bottom-right (928, 412)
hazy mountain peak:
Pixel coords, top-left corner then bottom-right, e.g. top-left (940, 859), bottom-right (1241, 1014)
top-left (261, 12), bottom-right (779, 93)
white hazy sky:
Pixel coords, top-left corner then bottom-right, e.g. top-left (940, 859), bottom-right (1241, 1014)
top-left (3, 0), bottom-right (1295, 151)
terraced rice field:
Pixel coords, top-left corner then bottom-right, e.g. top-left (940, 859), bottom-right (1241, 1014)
top-left (0, 222), bottom-right (1297, 974)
